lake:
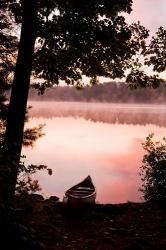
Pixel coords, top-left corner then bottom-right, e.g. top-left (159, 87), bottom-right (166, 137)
top-left (22, 102), bottom-right (166, 204)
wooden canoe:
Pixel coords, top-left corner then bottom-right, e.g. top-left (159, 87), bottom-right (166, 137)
top-left (63, 175), bottom-right (96, 206)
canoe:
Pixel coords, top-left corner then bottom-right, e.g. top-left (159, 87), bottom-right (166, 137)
top-left (63, 175), bottom-right (96, 206)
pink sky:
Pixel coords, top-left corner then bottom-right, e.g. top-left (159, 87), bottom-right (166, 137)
top-left (126, 0), bottom-right (166, 34)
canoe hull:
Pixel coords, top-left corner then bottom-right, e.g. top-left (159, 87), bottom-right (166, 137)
top-left (63, 192), bottom-right (96, 206)
top-left (63, 176), bottom-right (96, 206)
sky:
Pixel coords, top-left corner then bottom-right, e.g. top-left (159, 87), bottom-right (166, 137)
top-left (126, 0), bottom-right (166, 34)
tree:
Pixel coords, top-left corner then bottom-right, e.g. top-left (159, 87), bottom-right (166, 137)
top-left (0, 0), bottom-right (164, 205)
top-left (140, 134), bottom-right (166, 202)
top-left (126, 26), bottom-right (166, 88)
top-left (0, 1), bottom-right (17, 121)
top-left (0, 1), bottom-right (18, 205)
top-left (0, 1), bottom-right (52, 199)
top-left (0, 0), bottom-right (38, 205)
top-left (144, 27), bottom-right (166, 73)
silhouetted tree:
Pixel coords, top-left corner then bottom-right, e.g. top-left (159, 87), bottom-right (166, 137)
top-left (0, 0), bottom-right (165, 205)
top-left (144, 27), bottom-right (166, 73)
top-left (0, 1), bottom-right (50, 204)
top-left (140, 134), bottom-right (166, 202)
top-left (0, 1), bottom-right (17, 120)
top-left (127, 27), bottom-right (166, 89)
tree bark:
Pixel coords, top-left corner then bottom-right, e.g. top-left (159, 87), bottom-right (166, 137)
top-left (0, 0), bottom-right (37, 205)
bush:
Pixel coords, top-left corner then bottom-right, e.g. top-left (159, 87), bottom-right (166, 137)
top-left (16, 158), bottom-right (52, 195)
top-left (140, 134), bottom-right (166, 202)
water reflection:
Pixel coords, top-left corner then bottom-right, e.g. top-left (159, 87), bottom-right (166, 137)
top-left (29, 101), bottom-right (166, 127)
top-left (23, 102), bottom-right (166, 203)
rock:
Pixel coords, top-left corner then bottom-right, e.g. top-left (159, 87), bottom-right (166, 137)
top-left (161, 238), bottom-right (166, 249)
top-left (104, 231), bottom-right (110, 235)
top-left (125, 242), bottom-right (144, 250)
top-left (102, 237), bottom-right (115, 245)
top-left (43, 204), bottom-right (54, 214)
top-left (135, 237), bottom-right (152, 247)
top-left (48, 196), bottom-right (59, 202)
top-left (99, 204), bottom-right (120, 214)
top-left (14, 208), bottom-right (26, 218)
top-left (29, 194), bottom-right (45, 201)
top-left (43, 196), bottom-right (60, 213)
top-left (125, 238), bottom-right (152, 250)
top-left (16, 193), bottom-right (44, 208)
top-left (109, 227), bottom-right (119, 232)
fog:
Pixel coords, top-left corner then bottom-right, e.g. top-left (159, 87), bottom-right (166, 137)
top-left (28, 101), bottom-right (166, 127)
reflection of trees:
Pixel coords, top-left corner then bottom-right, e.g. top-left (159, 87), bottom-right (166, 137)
top-left (29, 102), bottom-right (166, 127)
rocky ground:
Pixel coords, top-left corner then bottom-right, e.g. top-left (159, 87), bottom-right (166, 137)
top-left (2, 194), bottom-right (166, 250)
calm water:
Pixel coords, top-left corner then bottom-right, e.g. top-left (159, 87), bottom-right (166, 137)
top-left (23, 102), bottom-right (166, 203)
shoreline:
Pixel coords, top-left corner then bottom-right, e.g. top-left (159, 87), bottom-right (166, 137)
top-left (11, 194), bottom-right (166, 250)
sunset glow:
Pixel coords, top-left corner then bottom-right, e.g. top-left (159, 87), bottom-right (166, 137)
top-left (126, 0), bottom-right (166, 32)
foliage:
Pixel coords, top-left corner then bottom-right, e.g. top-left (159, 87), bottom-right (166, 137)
top-left (16, 160), bottom-right (52, 195)
top-left (0, 2), bottom-right (17, 133)
top-left (17, 124), bottom-right (49, 195)
top-left (0, 91), bottom-right (48, 195)
top-left (0, 121), bottom-right (51, 195)
top-left (127, 26), bottom-right (166, 89)
top-left (8, 0), bottom-right (162, 92)
top-left (0, 3), bottom-right (17, 89)
top-left (7, 1), bottom-right (165, 93)
top-left (127, 27), bottom-right (166, 88)
top-left (2, 1), bottom-right (166, 91)
top-left (23, 124), bottom-right (45, 147)
top-left (144, 27), bottom-right (166, 73)
top-left (126, 69), bottom-right (161, 89)
top-left (140, 134), bottom-right (166, 202)
top-left (0, 119), bottom-right (51, 195)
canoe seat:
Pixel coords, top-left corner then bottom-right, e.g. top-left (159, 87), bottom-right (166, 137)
top-left (76, 187), bottom-right (94, 191)
top-left (67, 190), bottom-right (93, 195)
top-left (68, 191), bottom-right (94, 197)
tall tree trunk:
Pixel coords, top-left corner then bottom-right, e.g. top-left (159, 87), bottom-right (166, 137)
top-left (0, 0), bottom-right (37, 205)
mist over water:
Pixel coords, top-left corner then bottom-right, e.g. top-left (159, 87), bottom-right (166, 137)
top-left (23, 102), bottom-right (166, 203)
top-left (29, 101), bottom-right (166, 126)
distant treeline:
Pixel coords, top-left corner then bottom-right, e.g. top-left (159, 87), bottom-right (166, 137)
top-left (29, 82), bottom-right (166, 103)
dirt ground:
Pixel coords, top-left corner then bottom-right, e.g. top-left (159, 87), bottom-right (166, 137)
top-left (9, 194), bottom-right (165, 250)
